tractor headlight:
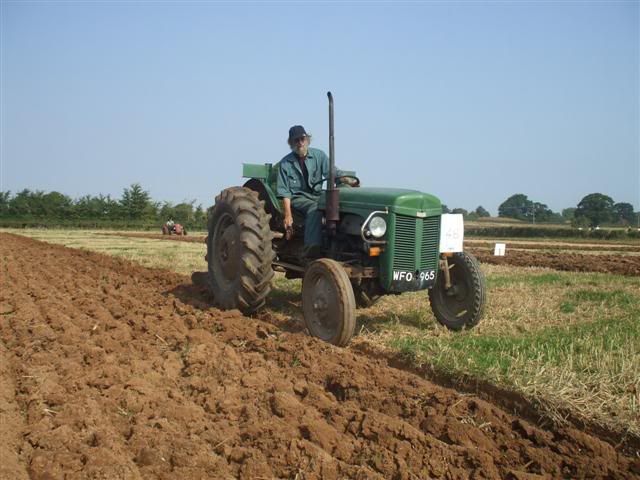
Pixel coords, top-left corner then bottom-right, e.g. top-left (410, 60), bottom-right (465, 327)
top-left (369, 216), bottom-right (387, 238)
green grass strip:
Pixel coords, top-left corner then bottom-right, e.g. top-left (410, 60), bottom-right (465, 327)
top-left (390, 291), bottom-right (639, 382)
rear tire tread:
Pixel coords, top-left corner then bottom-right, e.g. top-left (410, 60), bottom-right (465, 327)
top-left (207, 187), bottom-right (275, 314)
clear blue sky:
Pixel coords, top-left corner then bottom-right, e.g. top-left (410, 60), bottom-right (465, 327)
top-left (2, 1), bottom-right (638, 215)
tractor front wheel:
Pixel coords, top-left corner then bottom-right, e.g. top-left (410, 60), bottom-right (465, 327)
top-left (428, 252), bottom-right (486, 330)
top-left (207, 187), bottom-right (274, 314)
top-left (302, 259), bottom-right (356, 346)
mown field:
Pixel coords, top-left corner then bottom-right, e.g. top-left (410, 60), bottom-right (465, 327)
top-left (5, 228), bottom-right (640, 443)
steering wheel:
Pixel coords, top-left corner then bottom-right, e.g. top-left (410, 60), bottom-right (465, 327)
top-left (310, 175), bottom-right (361, 189)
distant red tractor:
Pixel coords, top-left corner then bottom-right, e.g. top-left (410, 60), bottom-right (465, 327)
top-left (162, 222), bottom-right (187, 236)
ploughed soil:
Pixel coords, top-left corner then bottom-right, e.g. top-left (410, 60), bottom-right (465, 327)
top-left (103, 232), bottom-right (206, 244)
top-left (465, 239), bottom-right (640, 253)
top-left (466, 248), bottom-right (640, 277)
top-left (2, 233), bottom-right (637, 480)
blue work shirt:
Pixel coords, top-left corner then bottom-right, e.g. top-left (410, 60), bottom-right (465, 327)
top-left (276, 147), bottom-right (340, 199)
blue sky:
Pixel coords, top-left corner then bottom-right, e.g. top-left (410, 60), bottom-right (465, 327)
top-left (1, 1), bottom-right (638, 215)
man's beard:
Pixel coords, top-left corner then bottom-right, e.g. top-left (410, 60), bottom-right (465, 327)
top-left (292, 144), bottom-right (308, 157)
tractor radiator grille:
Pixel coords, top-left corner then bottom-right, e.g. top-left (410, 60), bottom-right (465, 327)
top-left (392, 215), bottom-right (416, 271)
top-left (392, 214), bottom-right (440, 272)
top-left (420, 215), bottom-right (441, 271)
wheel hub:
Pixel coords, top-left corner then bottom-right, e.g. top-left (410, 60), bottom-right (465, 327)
top-left (312, 294), bottom-right (329, 314)
top-left (308, 277), bottom-right (336, 330)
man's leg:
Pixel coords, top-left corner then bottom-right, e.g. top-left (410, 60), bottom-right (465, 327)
top-left (291, 195), bottom-right (323, 247)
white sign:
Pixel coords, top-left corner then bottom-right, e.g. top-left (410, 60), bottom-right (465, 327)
top-left (439, 214), bottom-right (464, 253)
top-left (494, 243), bottom-right (506, 256)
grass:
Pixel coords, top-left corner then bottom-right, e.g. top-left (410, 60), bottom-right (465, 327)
top-left (3, 229), bottom-right (206, 275)
top-left (378, 269), bottom-right (640, 436)
top-left (4, 228), bottom-right (639, 437)
top-left (391, 306), bottom-right (638, 407)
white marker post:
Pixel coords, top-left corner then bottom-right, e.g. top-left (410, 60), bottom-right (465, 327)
top-left (494, 243), bottom-right (506, 256)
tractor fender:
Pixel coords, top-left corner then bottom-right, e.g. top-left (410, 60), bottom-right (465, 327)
top-left (243, 179), bottom-right (282, 227)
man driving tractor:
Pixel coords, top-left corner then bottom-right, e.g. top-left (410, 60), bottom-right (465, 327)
top-left (276, 125), bottom-right (356, 257)
top-left (199, 93), bottom-right (486, 346)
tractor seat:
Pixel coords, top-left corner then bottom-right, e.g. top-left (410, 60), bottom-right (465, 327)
top-left (267, 163), bottom-right (308, 239)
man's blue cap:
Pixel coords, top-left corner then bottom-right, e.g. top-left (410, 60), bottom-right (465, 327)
top-left (288, 125), bottom-right (308, 141)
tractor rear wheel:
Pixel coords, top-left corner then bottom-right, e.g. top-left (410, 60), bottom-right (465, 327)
top-left (302, 259), bottom-right (356, 346)
top-left (428, 252), bottom-right (486, 330)
top-left (207, 187), bottom-right (274, 314)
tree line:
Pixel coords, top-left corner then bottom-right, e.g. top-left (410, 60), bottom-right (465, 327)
top-left (0, 184), bottom-right (208, 229)
top-left (1, 185), bottom-right (637, 230)
top-left (446, 193), bottom-right (638, 228)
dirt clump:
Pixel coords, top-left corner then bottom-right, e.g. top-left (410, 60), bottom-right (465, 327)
top-left (1, 233), bottom-right (636, 479)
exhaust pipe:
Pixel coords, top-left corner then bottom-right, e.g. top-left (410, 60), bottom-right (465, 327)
top-left (326, 91), bottom-right (339, 236)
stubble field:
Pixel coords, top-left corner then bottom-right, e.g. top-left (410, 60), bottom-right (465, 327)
top-left (1, 229), bottom-right (639, 479)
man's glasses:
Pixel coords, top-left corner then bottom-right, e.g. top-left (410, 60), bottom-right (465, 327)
top-left (293, 136), bottom-right (307, 144)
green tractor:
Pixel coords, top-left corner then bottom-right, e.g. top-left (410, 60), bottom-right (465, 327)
top-left (202, 92), bottom-right (486, 346)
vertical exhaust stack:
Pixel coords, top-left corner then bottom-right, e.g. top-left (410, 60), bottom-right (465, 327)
top-left (326, 91), bottom-right (339, 236)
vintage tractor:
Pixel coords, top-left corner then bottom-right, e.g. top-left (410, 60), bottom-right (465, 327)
top-left (162, 222), bottom-right (187, 236)
top-left (202, 92), bottom-right (486, 346)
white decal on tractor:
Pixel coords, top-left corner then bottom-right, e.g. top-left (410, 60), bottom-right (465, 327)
top-left (393, 270), bottom-right (435, 282)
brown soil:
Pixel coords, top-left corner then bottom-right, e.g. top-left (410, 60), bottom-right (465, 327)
top-left (102, 232), bottom-right (207, 243)
top-left (1, 232), bottom-right (637, 479)
top-left (465, 239), bottom-right (640, 253)
top-left (467, 247), bottom-right (640, 277)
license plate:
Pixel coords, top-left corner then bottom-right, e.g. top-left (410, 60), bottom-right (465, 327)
top-left (392, 270), bottom-right (436, 282)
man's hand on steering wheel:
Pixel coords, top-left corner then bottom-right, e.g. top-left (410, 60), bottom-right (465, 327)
top-left (310, 175), bottom-right (361, 190)
top-left (336, 175), bottom-right (360, 188)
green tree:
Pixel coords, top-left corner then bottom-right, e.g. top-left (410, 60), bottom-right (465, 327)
top-left (562, 207), bottom-right (576, 222)
top-left (42, 191), bottom-right (73, 218)
top-left (173, 202), bottom-right (195, 223)
top-left (475, 205), bottom-right (490, 217)
top-left (0, 191), bottom-right (11, 217)
top-left (9, 189), bottom-right (35, 217)
top-left (451, 208), bottom-right (468, 216)
top-left (441, 204), bottom-right (451, 214)
top-left (498, 194), bottom-right (532, 220)
top-left (574, 193), bottom-right (614, 227)
top-left (613, 202), bottom-right (635, 225)
top-left (498, 194), bottom-right (555, 223)
top-left (75, 194), bottom-right (120, 219)
top-left (530, 202), bottom-right (554, 223)
top-left (159, 201), bottom-right (175, 222)
top-left (120, 183), bottom-right (156, 219)
top-left (194, 204), bottom-right (206, 227)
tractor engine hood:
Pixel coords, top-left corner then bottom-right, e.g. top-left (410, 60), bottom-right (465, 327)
top-left (319, 187), bottom-right (442, 217)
